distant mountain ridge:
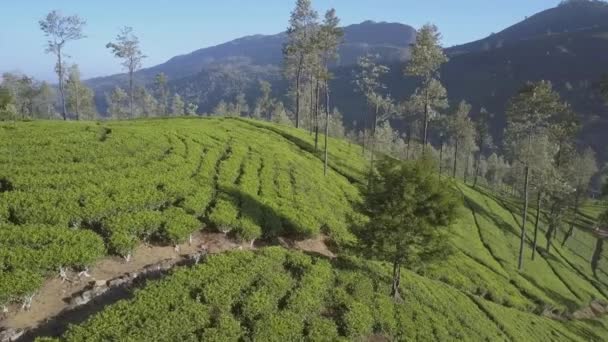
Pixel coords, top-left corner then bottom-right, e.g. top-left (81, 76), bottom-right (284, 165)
top-left (86, 1), bottom-right (608, 161)
top-left (86, 21), bottom-right (416, 92)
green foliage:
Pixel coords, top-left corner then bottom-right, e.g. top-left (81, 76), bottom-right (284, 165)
top-left (51, 248), bottom-right (606, 342)
top-left (362, 157), bottom-right (461, 268)
top-left (0, 117), bottom-right (365, 307)
top-left (0, 224), bottom-right (105, 306)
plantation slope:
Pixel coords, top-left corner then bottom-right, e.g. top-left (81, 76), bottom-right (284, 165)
top-left (45, 248), bottom-right (608, 342)
top-left (0, 118), bottom-right (367, 310)
top-left (432, 184), bottom-right (608, 314)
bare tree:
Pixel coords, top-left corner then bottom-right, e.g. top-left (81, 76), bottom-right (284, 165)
top-left (107, 26), bottom-right (146, 119)
top-left (39, 10), bottom-right (86, 120)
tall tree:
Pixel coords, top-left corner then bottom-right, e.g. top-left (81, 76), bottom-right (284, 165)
top-left (473, 108), bottom-right (494, 187)
top-left (254, 80), bottom-right (273, 120)
top-left (39, 10), bottom-right (86, 120)
top-left (106, 26), bottom-right (146, 119)
top-left (448, 101), bottom-right (475, 179)
top-left (361, 157), bottom-right (460, 300)
top-left (154, 73), bottom-right (169, 116)
top-left (283, 0), bottom-right (318, 128)
top-left (318, 8), bottom-right (343, 176)
top-left (592, 209), bottom-right (608, 278)
top-left (505, 81), bottom-right (564, 270)
top-left (354, 54), bottom-right (391, 187)
top-left (66, 64), bottom-right (96, 120)
top-left (106, 86), bottom-right (129, 119)
top-left (0, 87), bottom-right (17, 121)
top-left (186, 102), bottom-right (198, 116)
top-left (135, 86), bottom-right (158, 118)
top-left (562, 148), bottom-right (598, 246)
top-left (171, 93), bottom-right (185, 116)
top-left (405, 24), bottom-right (449, 149)
top-left (33, 82), bottom-right (57, 119)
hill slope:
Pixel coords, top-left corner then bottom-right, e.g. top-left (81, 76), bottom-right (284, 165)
top-left (86, 21), bottom-right (415, 98)
top-left (1, 118), bottom-right (608, 340)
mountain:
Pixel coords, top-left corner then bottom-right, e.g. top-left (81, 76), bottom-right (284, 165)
top-left (332, 0), bottom-right (608, 161)
top-left (450, 0), bottom-right (608, 54)
top-left (87, 1), bottom-right (608, 161)
top-left (86, 21), bottom-right (416, 105)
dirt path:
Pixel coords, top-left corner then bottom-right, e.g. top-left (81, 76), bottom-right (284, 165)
top-left (0, 232), bottom-right (333, 340)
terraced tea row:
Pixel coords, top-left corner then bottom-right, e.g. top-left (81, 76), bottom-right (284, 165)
top-left (0, 118), bottom-right (365, 309)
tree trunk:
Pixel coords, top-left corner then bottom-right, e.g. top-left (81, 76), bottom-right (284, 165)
top-left (324, 81), bottom-right (330, 176)
top-left (423, 86), bottom-right (429, 150)
top-left (545, 202), bottom-right (559, 254)
top-left (314, 79), bottom-right (320, 150)
top-left (391, 259), bottom-right (402, 301)
top-left (518, 165), bottom-right (530, 271)
top-left (439, 139), bottom-right (444, 177)
top-left (464, 153), bottom-right (470, 184)
top-left (452, 140), bottom-right (459, 178)
top-left (473, 152), bottom-right (481, 188)
top-left (405, 129), bottom-right (411, 160)
top-left (562, 191), bottom-right (581, 247)
top-left (591, 238), bottom-right (604, 278)
top-left (368, 100), bottom-right (379, 191)
top-left (295, 56), bottom-right (303, 128)
top-left (75, 80), bottom-right (81, 121)
top-left (129, 67), bottom-right (134, 119)
top-left (532, 191), bottom-right (542, 260)
top-left (309, 77), bottom-right (314, 134)
top-left (57, 49), bottom-right (67, 120)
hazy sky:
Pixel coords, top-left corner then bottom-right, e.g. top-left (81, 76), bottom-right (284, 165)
top-left (0, 0), bottom-right (563, 81)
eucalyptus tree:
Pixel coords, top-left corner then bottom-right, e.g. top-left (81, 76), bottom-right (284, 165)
top-left (171, 93), bottom-right (185, 116)
top-left (107, 86), bottom-right (129, 119)
top-left (254, 80), bottom-right (273, 120)
top-left (107, 26), bottom-right (146, 119)
top-left (505, 81), bottom-right (564, 270)
top-left (318, 8), bottom-right (343, 175)
top-left (448, 100), bottom-right (475, 179)
top-left (354, 54), bottom-right (391, 184)
top-left (66, 64), bottom-right (96, 120)
top-left (283, 0), bottom-right (318, 128)
top-left (562, 148), bottom-right (598, 246)
top-left (154, 73), bottom-right (169, 116)
top-left (39, 10), bottom-right (86, 120)
top-left (361, 157), bottom-right (460, 301)
top-left (473, 108), bottom-right (494, 187)
top-left (405, 24), bottom-right (449, 149)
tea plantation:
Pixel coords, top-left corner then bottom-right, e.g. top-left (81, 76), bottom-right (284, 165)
top-left (1, 117), bottom-right (608, 341)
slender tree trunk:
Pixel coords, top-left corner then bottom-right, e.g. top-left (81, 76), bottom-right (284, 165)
top-left (452, 140), bottom-right (459, 178)
top-left (423, 86), bottom-right (429, 150)
top-left (474, 152), bottom-right (481, 188)
top-left (591, 238), bottom-right (604, 278)
top-left (129, 68), bottom-right (134, 119)
top-left (57, 49), bottom-right (67, 120)
top-left (439, 139), bottom-right (444, 177)
top-left (464, 153), bottom-right (471, 184)
top-left (314, 79), bottom-right (320, 150)
top-left (295, 56), bottom-right (303, 128)
top-left (324, 81), bottom-right (330, 176)
top-left (309, 77), bottom-right (314, 134)
top-left (368, 100), bottom-right (379, 191)
top-left (518, 165), bottom-right (530, 271)
top-left (562, 192), bottom-right (581, 247)
top-left (391, 259), bottom-right (402, 301)
top-left (75, 80), bottom-right (81, 121)
top-left (532, 191), bottom-right (542, 260)
top-left (545, 202), bottom-right (559, 254)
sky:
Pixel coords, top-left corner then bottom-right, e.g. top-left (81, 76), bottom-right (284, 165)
top-left (0, 0), bottom-right (563, 82)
